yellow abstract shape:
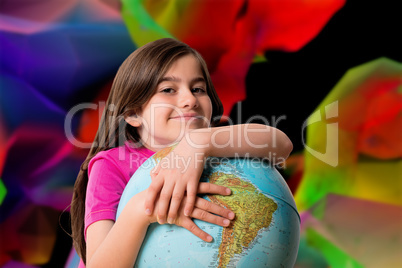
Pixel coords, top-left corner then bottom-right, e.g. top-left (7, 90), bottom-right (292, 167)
top-left (296, 58), bottom-right (402, 211)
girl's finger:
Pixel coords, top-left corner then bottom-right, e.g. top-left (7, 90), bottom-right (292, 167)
top-left (150, 163), bottom-right (161, 180)
top-left (156, 181), bottom-right (175, 224)
top-left (167, 184), bottom-right (186, 224)
top-left (183, 182), bottom-right (197, 216)
top-left (191, 206), bottom-right (232, 227)
top-left (198, 182), bottom-right (231, 196)
top-left (144, 178), bottom-right (164, 216)
top-left (179, 217), bottom-right (213, 242)
top-left (195, 197), bottom-right (235, 220)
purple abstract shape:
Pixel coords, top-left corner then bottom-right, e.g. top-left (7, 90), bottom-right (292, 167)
top-left (2, 260), bottom-right (38, 268)
top-left (0, 74), bottom-right (66, 131)
top-left (0, 18), bottom-right (135, 107)
top-left (0, 125), bottom-right (77, 220)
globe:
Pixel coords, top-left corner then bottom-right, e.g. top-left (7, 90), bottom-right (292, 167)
top-left (117, 147), bottom-right (300, 267)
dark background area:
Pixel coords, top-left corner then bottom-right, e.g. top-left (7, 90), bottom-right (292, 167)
top-left (231, 0), bottom-right (400, 152)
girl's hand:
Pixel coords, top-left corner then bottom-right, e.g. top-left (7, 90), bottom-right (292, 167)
top-left (148, 182), bottom-right (235, 242)
top-left (145, 138), bottom-right (207, 224)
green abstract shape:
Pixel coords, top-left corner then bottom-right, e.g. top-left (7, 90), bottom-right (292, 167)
top-left (253, 54), bottom-right (268, 63)
top-left (0, 178), bottom-right (6, 205)
top-left (121, 0), bottom-right (173, 46)
top-left (295, 57), bottom-right (402, 211)
top-left (121, 0), bottom-right (196, 46)
top-left (296, 236), bottom-right (329, 268)
top-left (306, 228), bottom-right (365, 268)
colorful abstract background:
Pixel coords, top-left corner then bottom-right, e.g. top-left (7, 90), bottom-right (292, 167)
top-left (0, 0), bottom-right (401, 267)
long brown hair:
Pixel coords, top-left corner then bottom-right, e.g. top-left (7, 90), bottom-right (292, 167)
top-left (70, 38), bottom-right (223, 264)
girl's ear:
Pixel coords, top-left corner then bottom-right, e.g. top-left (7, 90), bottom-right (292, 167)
top-left (125, 114), bottom-right (142, 127)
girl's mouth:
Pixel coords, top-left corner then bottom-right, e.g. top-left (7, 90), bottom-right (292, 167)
top-left (170, 113), bottom-right (203, 121)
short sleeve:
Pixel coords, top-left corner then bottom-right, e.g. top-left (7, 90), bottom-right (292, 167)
top-left (84, 157), bottom-right (127, 236)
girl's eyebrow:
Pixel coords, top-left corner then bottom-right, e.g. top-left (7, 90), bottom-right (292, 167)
top-left (158, 76), bottom-right (206, 84)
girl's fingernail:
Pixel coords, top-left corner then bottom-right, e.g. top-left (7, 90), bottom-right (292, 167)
top-left (223, 219), bottom-right (230, 226)
top-left (145, 209), bottom-right (151, 215)
top-left (228, 212), bottom-right (235, 219)
top-left (184, 210), bottom-right (190, 216)
top-left (207, 236), bottom-right (213, 242)
top-left (168, 218), bottom-right (174, 224)
top-left (226, 188), bottom-right (231, 194)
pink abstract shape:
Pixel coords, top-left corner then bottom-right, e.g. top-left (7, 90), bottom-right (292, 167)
top-left (0, 0), bottom-right (123, 34)
top-left (0, 0), bottom-right (77, 33)
top-left (0, 114), bottom-right (9, 176)
top-left (0, 0), bottom-right (77, 23)
top-left (301, 194), bottom-right (402, 267)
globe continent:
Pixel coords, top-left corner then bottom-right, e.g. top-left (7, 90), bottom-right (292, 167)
top-left (117, 148), bottom-right (300, 267)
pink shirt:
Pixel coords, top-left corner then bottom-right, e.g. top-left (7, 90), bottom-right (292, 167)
top-left (79, 141), bottom-right (154, 267)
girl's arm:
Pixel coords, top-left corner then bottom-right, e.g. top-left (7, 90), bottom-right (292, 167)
top-left (86, 192), bottom-right (148, 267)
top-left (145, 123), bottom-right (293, 224)
top-left (86, 183), bottom-right (234, 267)
top-left (196, 123), bottom-right (293, 160)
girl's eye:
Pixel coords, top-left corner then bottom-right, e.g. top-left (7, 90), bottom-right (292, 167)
top-left (192, 87), bottom-right (206, 93)
top-left (161, 88), bottom-right (174, 93)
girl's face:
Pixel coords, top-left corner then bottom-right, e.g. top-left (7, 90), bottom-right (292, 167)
top-left (128, 54), bottom-right (213, 151)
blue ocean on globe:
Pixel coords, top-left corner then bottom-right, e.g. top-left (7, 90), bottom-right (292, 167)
top-left (117, 150), bottom-right (300, 267)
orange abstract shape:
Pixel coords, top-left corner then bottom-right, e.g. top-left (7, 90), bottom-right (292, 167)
top-left (284, 153), bottom-right (305, 194)
top-left (0, 204), bottom-right (59, 265)
top-left (77, 80), bottom-right (113, 145)
top-left (121, 0), bottom-right (345, 115)
top-left (251, 0), bottom-right (346, 52)
top-left (335, 59), bottom-right (402, 159)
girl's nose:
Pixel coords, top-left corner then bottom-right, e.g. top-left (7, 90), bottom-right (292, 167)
top-left (179, 89), bottom-right (198, 109)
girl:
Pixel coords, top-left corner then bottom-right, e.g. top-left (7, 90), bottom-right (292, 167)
top-left (71, 38), bottom-right (292, 267)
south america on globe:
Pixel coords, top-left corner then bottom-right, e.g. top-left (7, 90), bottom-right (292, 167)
top-left (117, 147), bottom-right (300, 267)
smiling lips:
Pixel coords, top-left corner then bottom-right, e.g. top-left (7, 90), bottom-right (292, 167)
top-left (170, 113), bottom-right (203, 121)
